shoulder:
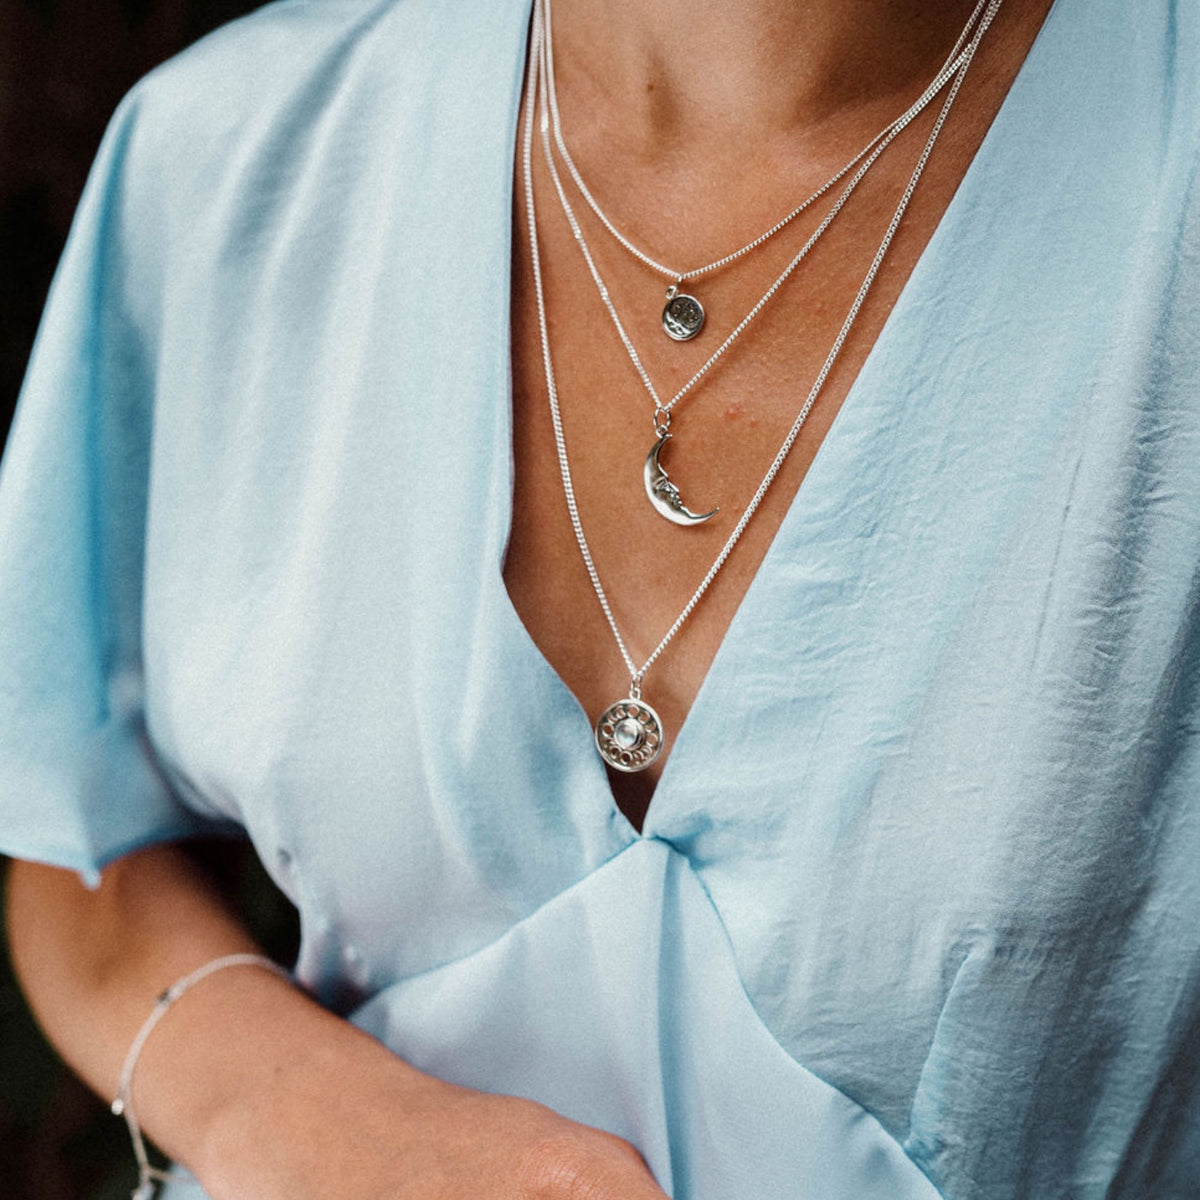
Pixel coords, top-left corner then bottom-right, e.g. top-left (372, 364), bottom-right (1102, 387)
top-left (111, 0), bottom-right (529, 191)
top-left (120, 0), bottom-right (449, 164)
top-left (86, 0), bottom-right (530, 305)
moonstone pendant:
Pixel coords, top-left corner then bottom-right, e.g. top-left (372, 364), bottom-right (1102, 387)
top-left (595, 697), bottom-right (665, 773)
top-left (662, 288), bottom-right (705, 341)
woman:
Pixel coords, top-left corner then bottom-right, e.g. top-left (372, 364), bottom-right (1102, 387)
top-left (2, 0), bottom-right (1198, 1196)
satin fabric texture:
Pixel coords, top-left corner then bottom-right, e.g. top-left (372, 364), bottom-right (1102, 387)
top-left (0, 0), bottom-right (1198, 1195)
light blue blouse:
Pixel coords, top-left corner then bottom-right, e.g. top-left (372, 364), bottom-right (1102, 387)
top-left (1, 0), bottom-right (1198, 1196)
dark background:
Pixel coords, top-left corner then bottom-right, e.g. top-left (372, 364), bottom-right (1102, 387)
top-left (0, 2), bottom-right (299, 1197)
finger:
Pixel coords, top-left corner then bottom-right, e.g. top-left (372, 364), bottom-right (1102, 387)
top-left (514, 1132), bottom-right (669, 1200)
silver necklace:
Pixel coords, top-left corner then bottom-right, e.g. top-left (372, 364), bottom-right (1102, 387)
top-left (538, 0), bottom-right (991, 525)
top-left (542, 0), bottom-right (988, 343)
top-left (523, 0), bottom-right (1002, 773)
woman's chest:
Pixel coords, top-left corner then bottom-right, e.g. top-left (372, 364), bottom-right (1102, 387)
top-left (125, 0), bottom-right (1200, 1182)
top-left (136, 132), bottom-right (1200, 1148)
top-left (502, 118), bottom-right (1008, 828)
top-left (131, 0), bottom-right (1187, 984)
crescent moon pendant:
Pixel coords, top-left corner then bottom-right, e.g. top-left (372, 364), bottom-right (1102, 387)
top-left (642, 433), bottom-right (719, 526)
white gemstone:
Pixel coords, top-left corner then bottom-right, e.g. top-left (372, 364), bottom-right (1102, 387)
top-left (613, 718), bottom-right (643, 750)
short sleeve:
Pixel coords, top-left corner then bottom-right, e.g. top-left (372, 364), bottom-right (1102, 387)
top-left (0, 89), bottom-right (232, 885)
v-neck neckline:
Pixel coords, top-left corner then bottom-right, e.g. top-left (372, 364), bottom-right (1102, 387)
top-left (493, 0), bottom-right (1067, 841)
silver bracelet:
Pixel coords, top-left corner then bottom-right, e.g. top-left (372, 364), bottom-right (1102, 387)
top-left (111, 952), bottom-right (292, 1200)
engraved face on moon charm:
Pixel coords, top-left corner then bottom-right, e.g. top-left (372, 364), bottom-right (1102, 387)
top-left (595, 697), bottom-right (665, 772)
top-left (643, 432), bottom-right (719, 526)
top-left (662, 290), bottom-right (705, 341)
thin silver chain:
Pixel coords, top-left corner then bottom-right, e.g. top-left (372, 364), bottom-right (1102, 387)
top-left (524, 0), bottom-right (1002, 694)
top-left (542, 0), bottom-right (987, 288)
top-left (539, 0), bottom-right (991, 429)
top-left (524, 9), bottom-right (643, 685)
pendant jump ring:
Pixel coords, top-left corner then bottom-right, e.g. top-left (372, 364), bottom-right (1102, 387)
top-left (653, 407), bottom-right (671, 436)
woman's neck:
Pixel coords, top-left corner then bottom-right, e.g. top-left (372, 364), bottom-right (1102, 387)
top-left (546, 0), bottom-right (984, 155)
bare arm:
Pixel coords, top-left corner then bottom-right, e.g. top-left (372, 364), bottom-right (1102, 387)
top-left (6, 846), bottom-right (668, 1200)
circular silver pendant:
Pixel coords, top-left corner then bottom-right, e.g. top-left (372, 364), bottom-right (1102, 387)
top-left (595, 697), bottom-right (665, 773)
top-left (662, 292), bottom-right (705, 341)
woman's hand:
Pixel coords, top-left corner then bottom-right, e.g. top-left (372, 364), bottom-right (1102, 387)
top-left (6, 848), bottom-right (668, 1200)
top-left (204, 1047), bottom-right (670, 1200)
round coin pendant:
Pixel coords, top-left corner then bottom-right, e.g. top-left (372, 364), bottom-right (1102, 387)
top-left (662, 292), bottom-right (705, 341)
top-left (595, 698), bottom-right (666, 773)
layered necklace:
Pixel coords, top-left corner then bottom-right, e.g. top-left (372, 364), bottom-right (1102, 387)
top-left (521, 0), bottom-right (1003, 772)
top-left (540, 0), bottom-right (993, 526)
top-left (541, 0), bottom-right (985, 344)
